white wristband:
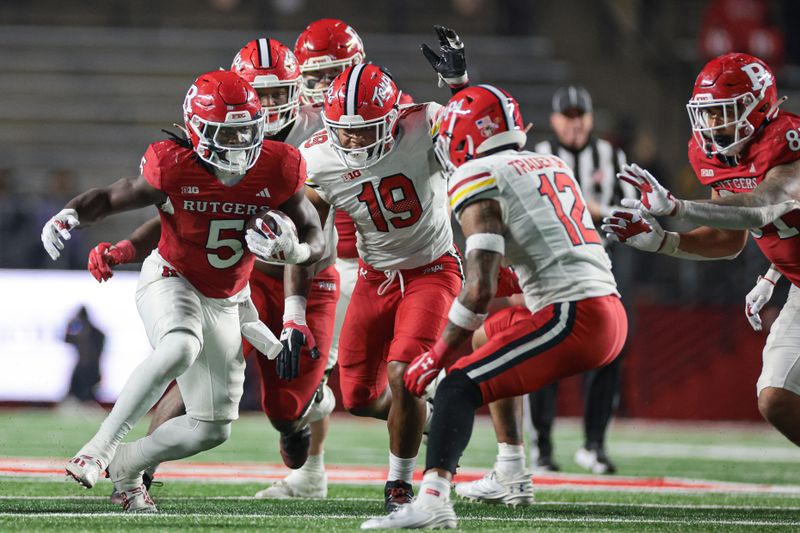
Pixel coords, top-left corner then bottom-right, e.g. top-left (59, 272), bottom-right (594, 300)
top-left (465, 233), bottom-right (505, 255)
top-left (448, 298), bottom-right (488, 331)
top-left (764, 266), bottom-right (782, 284)
top-left (283, 295), bottom-right (307, 324)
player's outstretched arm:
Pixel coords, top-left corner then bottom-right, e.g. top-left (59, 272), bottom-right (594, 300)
top-left (602, 207), bottom-right (747, 260)
top-left (42, 175), bottom-right (166, 261)
top-left (405, 198), bottom-right (504, 397)
top-left (421, 25), bottom-right (468, 94)
top-left (87, 216), bottom-right (162, 282)
top-left (619, 161), bottom-right (800, 230)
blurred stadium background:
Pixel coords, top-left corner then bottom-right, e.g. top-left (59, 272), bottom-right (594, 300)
top-left (2, 0), bottom-right (800, 421)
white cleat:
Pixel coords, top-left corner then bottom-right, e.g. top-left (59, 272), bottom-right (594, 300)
top-left (574, 447), bottom-right (617, 474)
top-left (454, 470), bottom-right (534, 507)
top-left (361, 498), bottom-right (457, 530)
top-left (254, 468), bottom-right (328, 499)
top-left (116, 485), bottom-right (157, 513)
top-left (65, 454), bottom-right (106, 489)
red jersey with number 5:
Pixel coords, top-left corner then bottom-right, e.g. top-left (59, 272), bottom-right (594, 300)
top-left (140, 139), bottom-right (306, 298)
top-left (447, 150), bottom-right (617, 313)
top-left (301, 102), bottom-right (452, 270)
top-left (688, 110), bottom-right (800, 286)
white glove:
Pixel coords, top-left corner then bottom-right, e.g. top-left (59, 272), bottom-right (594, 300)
top-left (41, 208), bottom-right (80, 260)
top-left (618, 164), bottom-right (680, 217)
top-left (245, 212), bottom-right (310, 265)
top-left (601, 209), bottom-right (667, 253)
top-left (745, 269), bottom-right (780, 331)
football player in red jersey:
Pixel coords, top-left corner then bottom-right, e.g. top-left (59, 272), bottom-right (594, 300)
top-left (89, 38), bottom-right (341, 501)
top-left (298, 26), bottom-right (469, 511)
top-left (602, 52), bottom-right (800, 447)
top-left (42, 70), bottom-right (325, 512)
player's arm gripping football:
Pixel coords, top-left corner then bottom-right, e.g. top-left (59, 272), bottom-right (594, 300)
top-left (404, 198), bottom-right (504, 396)
top-left (88, 216), bottom-right (162, 282)
top-left (618, 161), bottom-right (800, 230)
top-left (276, 185), bottom-right (331, 380)
top-left (42, 175), bottom-right (167, 260)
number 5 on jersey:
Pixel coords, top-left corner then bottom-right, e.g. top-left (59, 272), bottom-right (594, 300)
top-left (538, 171), bottom-right (602, 246)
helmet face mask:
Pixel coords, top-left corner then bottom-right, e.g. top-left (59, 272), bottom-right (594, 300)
top-left (322, 64), bottom-right (400, 170)
top-left (231, 38), bottom-right (302, 136)
top-left (183, 71), bottom-right (265, 175)
top-left (686, 53), bottom-right (778, 157)
top-left (295, 19), bottom-right (365, 104)
top-left (325, 110), bottom-right (398, 169)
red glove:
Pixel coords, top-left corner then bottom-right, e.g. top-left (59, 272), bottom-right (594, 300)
top-left (404, 339), bottom-right (457, 397)
top-left (87, 240), bottom-right (136, 282)
top-left (495, 266), bottom-right (521, 298)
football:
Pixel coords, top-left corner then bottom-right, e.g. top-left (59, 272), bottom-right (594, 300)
top-left (247, 207), bottom-right (297, 239)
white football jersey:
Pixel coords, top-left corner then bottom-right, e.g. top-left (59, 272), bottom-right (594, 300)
top-left (301, 102), bottom-right (452, 270)
top-left (448, 149), bottom-right (618, 312)
top-left (285, 104), bottom-right (324, 148)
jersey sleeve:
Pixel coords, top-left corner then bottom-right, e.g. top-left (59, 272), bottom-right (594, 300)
top-left (757, 114), bottom-right (800, 169)
top-left (140, 143), bottom-right (163, 190)
top-left (448, 162), bottom-right (501, 216)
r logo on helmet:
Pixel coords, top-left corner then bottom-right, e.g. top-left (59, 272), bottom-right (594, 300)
top-left (741, 63), bottom-right (774, 92)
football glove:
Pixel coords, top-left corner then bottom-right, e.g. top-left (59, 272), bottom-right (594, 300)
top-left (277, 320), bottom-right (320, 381)
top-left (245, 212), bottom-right (310, 265)
top-left (421, 25), bottom-right (468, 90)
top-left (41, 208), bottom-right (80, 260)
top-left (618, 164), bottom-right (679, 217)
top-left (496, 265), bottom-right (522, 298)
top-left (87, 240), bottom-right (136, 282)
top-left (404, 340), bottom-right (458, 397)
top-left (601, 209), bottom-right (667, 253)
top-left (745, 270), bottom-right (780, 331)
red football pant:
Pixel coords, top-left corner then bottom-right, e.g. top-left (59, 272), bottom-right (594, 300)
top-left (244, 265), bottom-right (339, 422)
top-left (338, 253), bottom-right (463, 410)
top-left (450, 295), bottom-right (627, 404)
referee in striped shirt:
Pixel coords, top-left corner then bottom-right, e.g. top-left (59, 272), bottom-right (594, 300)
top-left (527, 86), bottom-right (634, 474)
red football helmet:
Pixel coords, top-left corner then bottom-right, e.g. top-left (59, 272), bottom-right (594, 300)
top-left (435, 84), bottom-right (526, 174)
top-left (686, 52), bottom-right (779, 156)
top-left (231, 38), bottom-right (302, 136)
top-left (183, 70), bottom-right (264, 174)
top-left (294, 18), bottom-right (365, 104)
top-left (322, 63), bottom-right (400, 169)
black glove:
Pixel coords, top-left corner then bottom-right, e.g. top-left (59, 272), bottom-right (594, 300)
top-left (277, 320), bottom-right (320, 380)
top-left (421, 25), bottom-right (468, 90)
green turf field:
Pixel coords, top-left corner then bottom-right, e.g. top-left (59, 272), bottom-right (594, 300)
top-left (1, 409), bottom-right (799, 531)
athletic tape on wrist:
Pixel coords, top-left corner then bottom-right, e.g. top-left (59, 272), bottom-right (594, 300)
top-left (448, 298), bottom-right (487, 331)
top-left (465, 233), bottom-right (505, 255)
top-left (283, 295), bottom-right (307, 323)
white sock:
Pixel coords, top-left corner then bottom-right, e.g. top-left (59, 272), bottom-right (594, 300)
top-left (81, 332), bottom-right (200, 464)
top-left (416, 471), bottom-right (451, 506)
top-left (495, 442), bottom-right (525, 477)
top-left (299, 453), bottom-right (325, 474)
top-left (387, 452), bottom-right (417, 484)
top-left (110, 415), bottom-right (229, 488)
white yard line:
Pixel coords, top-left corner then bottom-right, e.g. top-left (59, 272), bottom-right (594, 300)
top-left (0, 512), bottom-right (797, 527)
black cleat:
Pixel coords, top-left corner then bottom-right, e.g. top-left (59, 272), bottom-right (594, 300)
top-left (384, 480), bottom-right (414, 513)
top-left (532, 455), bottom-right (561, 472)
top-left (280, 425), bottom-right (311, 469)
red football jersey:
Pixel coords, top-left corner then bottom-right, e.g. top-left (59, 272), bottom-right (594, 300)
top-left (141, 139), bottom-right (306, 298)
top-left (688, 110), bottom-right (800, 286)
top-left (334, 209), bottom-right (358, 259)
